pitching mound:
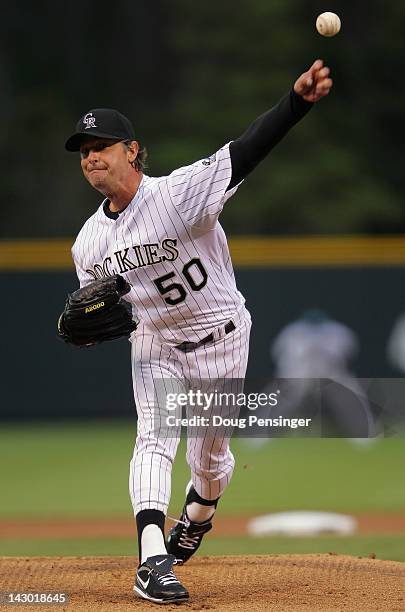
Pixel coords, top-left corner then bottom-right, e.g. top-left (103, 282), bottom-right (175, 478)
top-left (1, 554), bottom-right (404, 611)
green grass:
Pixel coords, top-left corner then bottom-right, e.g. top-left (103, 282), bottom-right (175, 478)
top-left (1, 420), bottom-right (405, 560)
top-left (219, 437), bottom-right (405, 514)
top-left (1, 535), bottom-right (404, 562)
top-left (0, 420), bottom-right (136, 517)
top-left (0, 420), bottom-right (404, 517)
top-left (201, 534), bottom-right (405, 562)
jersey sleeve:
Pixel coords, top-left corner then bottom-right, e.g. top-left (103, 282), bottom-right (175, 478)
top-left (168, 142), bottom-right (242, 230)
top-left (71, 243), bottom-right (92, 288)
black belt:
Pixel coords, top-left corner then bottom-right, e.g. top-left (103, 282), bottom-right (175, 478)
top-left (175, 320), bottom-right (236, 353)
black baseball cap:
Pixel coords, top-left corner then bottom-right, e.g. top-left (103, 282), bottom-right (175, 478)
top-left (65, 108), bottom-right (136, 152)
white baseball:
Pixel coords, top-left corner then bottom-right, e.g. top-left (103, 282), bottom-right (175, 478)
top-left (316, 12), bottom-right (341, 37)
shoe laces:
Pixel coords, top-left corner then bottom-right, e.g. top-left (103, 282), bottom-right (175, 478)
top-left (168, 512), bottom-right (211, 550)
top-left (167, 513), bottom-right (187, 526)
top-left (178, 516), bottom-right (205, 550)
top-left (156, 569), bottom-right (180, 586)
top-left (179, 531), bottom-right (201, 549)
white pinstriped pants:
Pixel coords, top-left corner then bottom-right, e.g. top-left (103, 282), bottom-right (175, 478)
top-left (129, 310), bottom-right (251, 515)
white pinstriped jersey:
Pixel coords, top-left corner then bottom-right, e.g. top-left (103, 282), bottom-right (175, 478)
top-left (72, 142), bottom-right (246, 344)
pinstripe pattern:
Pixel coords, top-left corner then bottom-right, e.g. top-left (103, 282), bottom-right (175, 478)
top-left (184, 315), bottom-right (251, 501)
top-left (129, 312), bottom-right (251, 514)
top-left (71, 143), bottom-right (245, 344)
top-left (71, 141), bottom-right (252, 518)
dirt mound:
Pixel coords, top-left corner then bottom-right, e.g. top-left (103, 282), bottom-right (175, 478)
top-left (0, 554), bottom-right (404, 611)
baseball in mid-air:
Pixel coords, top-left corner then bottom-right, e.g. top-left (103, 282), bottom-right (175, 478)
top-left (316, 12), bottom-right (341, 37)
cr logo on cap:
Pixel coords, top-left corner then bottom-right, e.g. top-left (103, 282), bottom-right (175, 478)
top-left (83, 112), bottom-right (97, 129)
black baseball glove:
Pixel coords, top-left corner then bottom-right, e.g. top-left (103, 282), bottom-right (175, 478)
top-left (57, 275), bottom-right (138, 347)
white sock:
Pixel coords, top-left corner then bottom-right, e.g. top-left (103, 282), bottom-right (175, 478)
top-left (186, 501), bottom-right (216, 523)
top-left (140, 524), bottom-right (166, 563)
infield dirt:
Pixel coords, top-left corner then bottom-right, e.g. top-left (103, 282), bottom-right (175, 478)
top-left (1, 512), bottom-right (405, 538)
top-left (1, 554), bottom-right (404, 611)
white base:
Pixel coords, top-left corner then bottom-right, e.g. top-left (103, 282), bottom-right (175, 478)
top-left (247, 511), bottom-right (357, 536)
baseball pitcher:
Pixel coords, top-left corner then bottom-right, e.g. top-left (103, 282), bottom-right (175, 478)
top-left (58, 60), bottom-right (332, 604)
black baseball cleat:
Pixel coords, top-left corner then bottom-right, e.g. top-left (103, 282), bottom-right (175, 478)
top-left (166, 507), bottom-right (213, 564)
top-left (134, 554), bottom-right (189, 604)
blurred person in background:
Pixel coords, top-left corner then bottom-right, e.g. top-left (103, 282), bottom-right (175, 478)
top-left (247, 310), bottom-right (377, 445)
top-left (387, 313), bottom-right (405, 373)
top-left (272, 309), bottom-right (377, 440)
